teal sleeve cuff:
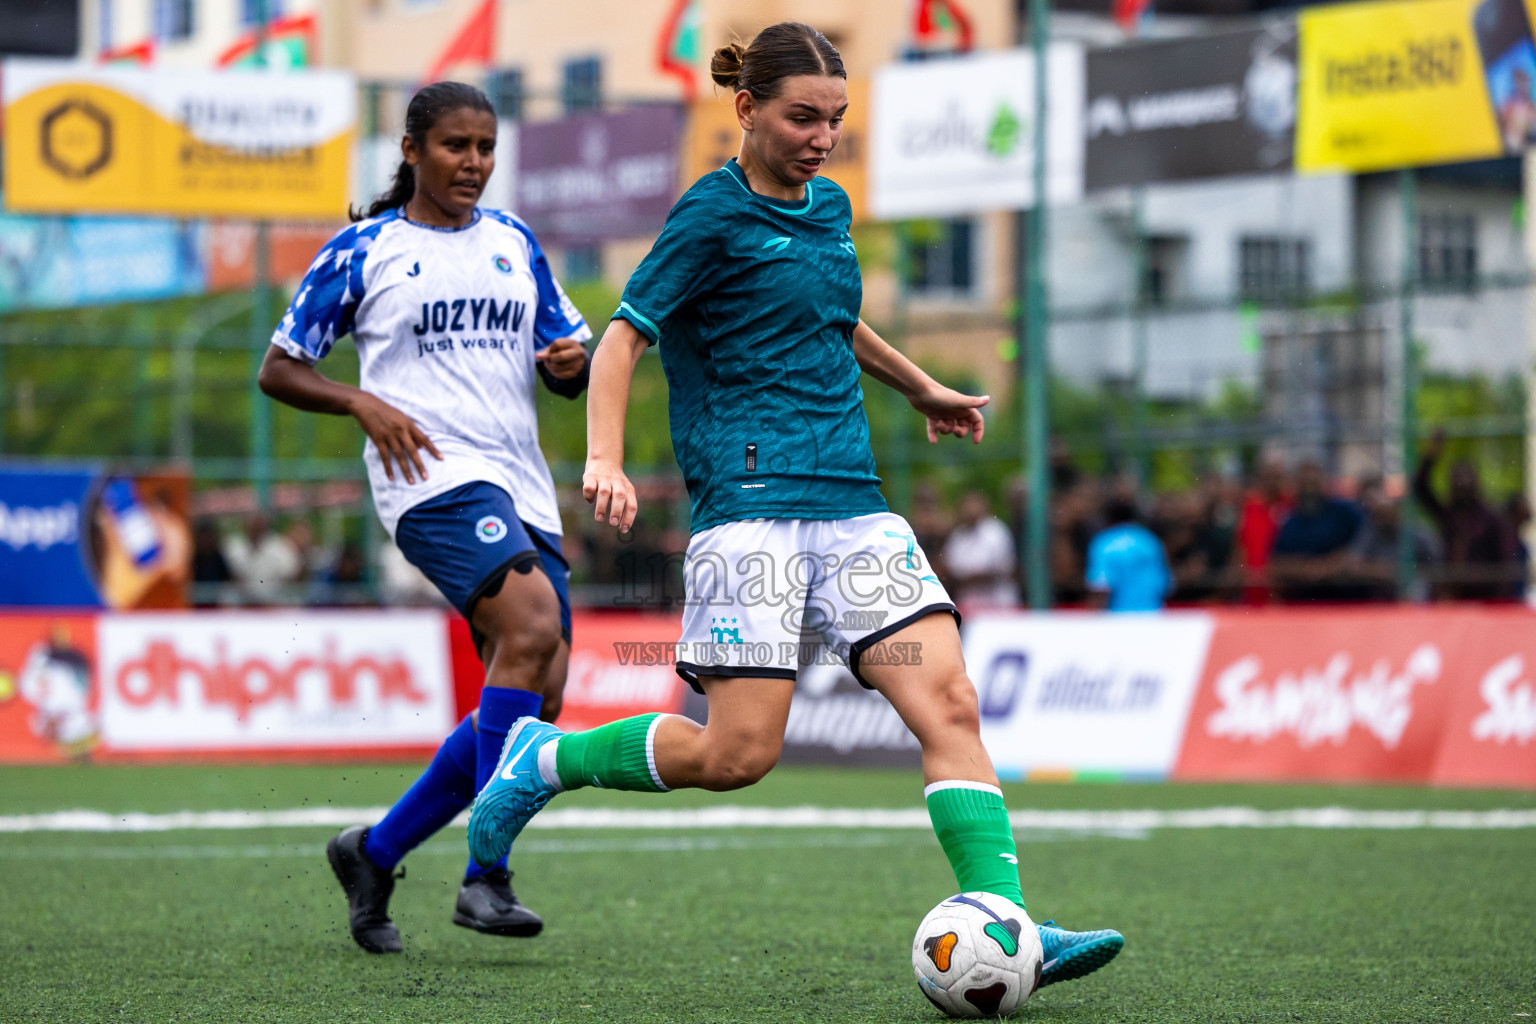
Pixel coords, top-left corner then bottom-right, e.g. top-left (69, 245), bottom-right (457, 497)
top-left (613, 302), bottom-right (661, 346)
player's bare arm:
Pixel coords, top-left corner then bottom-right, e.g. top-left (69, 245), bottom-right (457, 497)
top-left (258, 346), bottom-right (442, 485)
top-left (851, 318), bottom-right (988, 444)
top-left (582, 318), bottom-right (648, 532)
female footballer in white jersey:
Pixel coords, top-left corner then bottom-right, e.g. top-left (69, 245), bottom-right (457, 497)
top-left (259, 82), bottom-right (589, 953)
top-left (468, 24), bottom-right (1125, 992)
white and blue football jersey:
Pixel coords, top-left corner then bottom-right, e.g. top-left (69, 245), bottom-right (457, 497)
top-left (270, 208), bottom-right (591, 538)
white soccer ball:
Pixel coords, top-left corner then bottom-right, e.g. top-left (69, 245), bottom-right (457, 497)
top-left (912, 892), bottom-right (1044, 1018)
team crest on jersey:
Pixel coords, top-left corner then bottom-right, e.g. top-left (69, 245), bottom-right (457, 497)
top-left (492, 255), bottom-right (514, 275)
top-left (475, 516), bottom-right (508, 543)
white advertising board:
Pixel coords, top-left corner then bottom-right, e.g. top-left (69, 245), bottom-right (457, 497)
top-left (964, 611), bottom-right (1213, 778)
top-left (870, 45), bottom-right (1085, 219)
top-left (98, 610), bottom-right (455, 752)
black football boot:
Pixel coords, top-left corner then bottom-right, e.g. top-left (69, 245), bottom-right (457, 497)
top-left (326, 826), bottom-right (404, 954)
top-left (452, 867), bottom-right (544, 937)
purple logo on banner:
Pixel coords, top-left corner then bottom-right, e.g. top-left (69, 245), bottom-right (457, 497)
top-left (516, 106), bottom-right (684, 245)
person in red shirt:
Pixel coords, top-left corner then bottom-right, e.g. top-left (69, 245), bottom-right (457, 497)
top-left (1237, 459), bottom-right (1291, 605)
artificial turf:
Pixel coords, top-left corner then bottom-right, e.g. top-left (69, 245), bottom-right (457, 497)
top-left (1, 764), bottom-right (1532, 1023)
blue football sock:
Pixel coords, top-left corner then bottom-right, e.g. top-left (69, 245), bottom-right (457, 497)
top-left (365, 714), bottom-right (477, 870)
top-left (465, 685), bottom-right (543, 879)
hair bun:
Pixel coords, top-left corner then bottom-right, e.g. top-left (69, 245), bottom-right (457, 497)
top-left (709, 41), bottom-right (746, 90)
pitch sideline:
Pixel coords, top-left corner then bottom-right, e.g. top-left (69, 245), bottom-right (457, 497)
top-left (1, 805), bottom-right (1534, 834)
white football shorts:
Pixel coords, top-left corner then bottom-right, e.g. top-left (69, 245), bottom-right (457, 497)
top-left (674, 512), bottom-right (958, 691)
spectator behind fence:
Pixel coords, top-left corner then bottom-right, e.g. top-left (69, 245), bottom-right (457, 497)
top-left (1237, 459), bottom-right (1291, 604)
top-left (909, 480), bottom-right (953, 573)
top-left (222, 513), bottom-right (304, 606)
top-left (941, 490), bottom-right (1018, 608)
top-left (1507, 494), bottom-right (1531, 598)
top-left (1344, 479), bottom-right (1438, 602)
top-left (1268, 461), bottom-right (1364, 602)
top-left (1086, 492), bottom-right (1172, 611)
top-left (1412, 430), bottom-right (1518, 600)
top-left (190, 518), bottom-right (233, 607)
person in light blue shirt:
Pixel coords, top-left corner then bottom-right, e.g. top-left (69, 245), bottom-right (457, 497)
top-left (1086, 496), bottom-right (1172, 611)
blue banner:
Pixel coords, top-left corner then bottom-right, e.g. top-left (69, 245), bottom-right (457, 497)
top-left (0, 464), bottom-right (103, 607)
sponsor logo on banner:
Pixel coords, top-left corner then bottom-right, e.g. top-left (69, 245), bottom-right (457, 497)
top-left (1430, 609), bottom-right (1536, 787)
top-left (1203, 644), bottom-right (1441, 749)
top-left (551, 612), bottom-right (688, 733)
top-left (1175, 609), bottom-right (1459, 783)
top-left (98, 611), bottom-right (454, 751)
top-left (964, 612), bottom-right (1212, 778)
top-left (1296, 0), bottom-right (1512, 173)
top-left (870, 45), bottom-right (1084, 219)
top-left (1085, 25), bottom-right (1296, 190)
top-left (0, 615), bottom-right (99, 764)
top-left (2, 60), bottom-right (356, 218)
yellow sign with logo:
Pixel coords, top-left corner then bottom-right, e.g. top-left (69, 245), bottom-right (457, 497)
top-left (3, 61), bottom-right (356, 220)
top-left (683, 78), bottom-right (869, 222)
top-left (1296, 0), bottom-right (1536, 172)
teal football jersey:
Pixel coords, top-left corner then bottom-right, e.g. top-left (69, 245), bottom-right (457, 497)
top-left (615, 159), bottom-right (887, 533)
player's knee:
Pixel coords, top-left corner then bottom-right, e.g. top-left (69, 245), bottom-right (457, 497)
top-left (929, 671), bottom-right (981, 736)
top-left (700, 739), bottom-right (780, 791)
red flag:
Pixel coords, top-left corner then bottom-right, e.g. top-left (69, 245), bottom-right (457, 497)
top-left (215, 13), bottom-right (318, 68)
top-left (423, 0), bottom-right (496, 85)
top-left (912, 0), bottom-right (974, 53)
top-left (98, 39), bottom-right (155, 65)
top-left (1113, 0), bottom-right (1153, 33)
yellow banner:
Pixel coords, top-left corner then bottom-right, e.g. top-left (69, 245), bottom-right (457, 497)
top-left (683, 79), bottom-right (869, 222)
top-left (3, 62), bottom-right (355, 220)
top-left (1296, 0), bottom-right (1536, 173)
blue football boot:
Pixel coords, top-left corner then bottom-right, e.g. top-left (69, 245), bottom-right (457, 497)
top-left (1036, 920), bottom-right (1124, 988)
top-left (467, 716), bottom-right (563, 869)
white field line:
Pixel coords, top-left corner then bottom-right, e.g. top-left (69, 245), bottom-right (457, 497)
top-left (0, 805), bottom-right (1534, 834)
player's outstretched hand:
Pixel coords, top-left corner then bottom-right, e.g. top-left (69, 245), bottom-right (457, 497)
top-left (584, 459), bottom-right (638, 533)
top-left (910, 385), bottom-right (989, 445)
top-left (349, 392), bottom-right (443, 484)
top-left (536, 337), bottom-right (589, 379)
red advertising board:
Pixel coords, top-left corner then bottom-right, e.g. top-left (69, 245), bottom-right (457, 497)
top-left (0, 613), bottom-right (99, 763)
top-left (448, 611), bottom-right (688, 732)
top-left (1430, 608), bottom-right (1536, 789)
top-left (1174, 607), bottom-right (1536, 787)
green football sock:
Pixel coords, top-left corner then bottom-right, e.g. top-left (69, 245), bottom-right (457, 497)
top-left (551, 713), bottom-right (669, 793)
top-left (925, 781), bottom-right (1025, 908)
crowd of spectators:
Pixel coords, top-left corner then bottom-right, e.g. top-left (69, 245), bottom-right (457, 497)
top-left (914, 433), bottom-right (1530, 611)
top-left (190, 432), bottom-right (1531, 611)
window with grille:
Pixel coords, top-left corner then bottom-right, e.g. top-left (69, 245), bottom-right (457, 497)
top-left (239, 0), bottom-right (283, 26)
top-left (1418, 213), bottom-right (1477, 289)
top-left (562, 57), bottom-right (602, 114)
top-left (487, 69), bottom-right (524, 121)
top-left (154, 0), bottom-right (194, 40)
top-left (903, 219), bottom-right (975, 296)
top-left (1238, 236), bottom-right (1311, 302)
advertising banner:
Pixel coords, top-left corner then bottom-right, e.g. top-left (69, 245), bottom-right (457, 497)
top-left (0, 613), bottom-right (98, 764)
top-left (683, 80), bottom-right (871, 222)
top-left (516, 105), bottom-right (683, 245)
top-left (1086, 25), bottom-right (1297, 191)
top-left (97, 611), bottom-right (455, 755)
top-left (964, 612), bottom-right (1213, 779)
top-left (780, 660), bottom-right (922, 767)
top-left (1295, 0), bottom-right (1530, 173)
top-left (0, 207), bottom-right (205, 312)
top-left (2, 61), bottom-right (357, 219)
top-left (204, 221), bottom-right (343, 291)
top-left (869, 45), bottom-right (1084, 220)
top-left (1430, 609), bottom-right (1536, 788)
top-left (0, 465), bottom-right (189, 609)
top-left (1174, 608), bottom-right (1461, 783)
top-left (446, 612), bottom-right (688, 731)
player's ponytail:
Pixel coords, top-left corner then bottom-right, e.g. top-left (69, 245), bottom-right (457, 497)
top-left (710, 22), bottom-right (844, 100)
top-left (351, 81), bottom-right (496, 222)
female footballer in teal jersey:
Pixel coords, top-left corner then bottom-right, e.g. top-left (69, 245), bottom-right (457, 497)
top-left (470, 23), bottom-right (1123, 988)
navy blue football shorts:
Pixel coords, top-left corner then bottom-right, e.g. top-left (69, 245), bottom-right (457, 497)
top-left (394, 481), bottom-right (572, 643)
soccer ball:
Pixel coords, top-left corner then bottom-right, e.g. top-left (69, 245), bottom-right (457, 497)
top-left (912, 892), bottom-right (1044, 1018)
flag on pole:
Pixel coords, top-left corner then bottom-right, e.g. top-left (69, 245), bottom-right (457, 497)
top-left (657, 0), bottom-right (700, 98)
top-left (1112, 0), bottom-right (1153, 35)
top-left (99, 40), bottom-right (156, 66)
top-left (911, 0), bottom-right (975, 53)
top-left (216, 13), bottom-right (318, 68)
top-left (422, 0), bottom-right (496, 85)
